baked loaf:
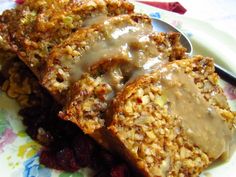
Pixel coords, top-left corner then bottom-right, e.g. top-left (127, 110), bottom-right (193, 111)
top-left (42, 13), bottom-right (151, 100)
top-left (59, 30), bottom-right (186, 138)
top-left (107, 56), bottom-right (236, 177)
top-left (42, 13), bottom-right (186, 102)
top-left (0, 0), bottom-right (134, 77)
top-left (1, 1), bottom-right (235, 177)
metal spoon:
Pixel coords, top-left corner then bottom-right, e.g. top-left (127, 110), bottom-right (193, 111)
top-left (151, 18), bottom-right (236, 86)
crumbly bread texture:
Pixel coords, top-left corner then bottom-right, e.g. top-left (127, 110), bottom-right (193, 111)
top-left (0, 0), bottom-right (134, 77)
top-left (0, 23), bottom-right (15, 61)
top-left (42, 13), bottom-right (152, 101)
top-left (0, 57), bottom-right (45, 108)
top-left (59, 31), bottom-right (186, 136)
top-left (107, 56), bottom-right (236, 177)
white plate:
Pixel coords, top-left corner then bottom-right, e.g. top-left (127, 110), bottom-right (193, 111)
top-left (0, 1), bottom-right (236, 177)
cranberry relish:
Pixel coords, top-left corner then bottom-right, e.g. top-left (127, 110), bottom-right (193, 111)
top-left (19, 92), bottom-right (131, 176)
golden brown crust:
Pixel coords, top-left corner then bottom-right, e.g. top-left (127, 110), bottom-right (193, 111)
top-left (0, 0), bottom-right (134, 77)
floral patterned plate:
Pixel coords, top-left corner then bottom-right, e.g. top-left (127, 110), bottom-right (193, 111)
top-left (0, 1), bottom-right (236, 177)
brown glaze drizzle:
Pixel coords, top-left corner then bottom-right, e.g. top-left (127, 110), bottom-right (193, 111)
top-left (159, 66), bottom-right (235, 159)
top-left (70, 24), bottom-right (155, 80)
top-left (68, 17), bottom-right (169, 96)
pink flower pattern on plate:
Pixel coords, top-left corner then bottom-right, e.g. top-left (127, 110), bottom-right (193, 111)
top-left (0, 128), bottom-right (17, 153)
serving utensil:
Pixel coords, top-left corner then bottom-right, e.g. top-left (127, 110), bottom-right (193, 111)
top-left (151, 18), bottom-right (236, 86)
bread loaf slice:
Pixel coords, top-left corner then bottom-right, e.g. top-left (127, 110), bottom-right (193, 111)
top-left (58, 30), bottom-right (186, 138)
top-left (0, 0), bottom-right (134, 77)
top-left (107, 56), bottom-right (236, 177)
top-left (42, 13), bottom-right (167, 102)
